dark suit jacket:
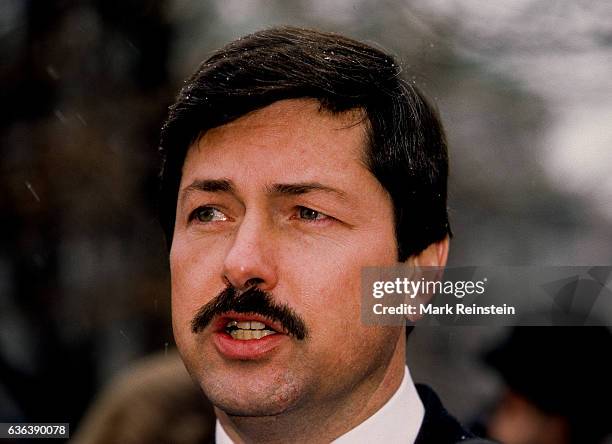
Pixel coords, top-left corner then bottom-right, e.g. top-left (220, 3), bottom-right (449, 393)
top-left (415, 384), bottom-right (495, 444)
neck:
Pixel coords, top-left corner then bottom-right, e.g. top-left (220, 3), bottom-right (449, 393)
top-left (217, 333), bottom-right (406, 444)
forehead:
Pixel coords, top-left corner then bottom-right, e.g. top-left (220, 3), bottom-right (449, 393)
top-left (180, 99), bottom-right (373, 189)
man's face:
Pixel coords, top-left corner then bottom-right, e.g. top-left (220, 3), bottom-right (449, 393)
top-left (170, 99), bottom-right (402, 417)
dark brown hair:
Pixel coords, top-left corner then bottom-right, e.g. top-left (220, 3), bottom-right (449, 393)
top-left (159, 26), bottom-right (450, 260)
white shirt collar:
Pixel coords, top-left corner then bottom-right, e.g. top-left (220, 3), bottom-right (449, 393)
top-left (215, 365), bottom-right (424, 443)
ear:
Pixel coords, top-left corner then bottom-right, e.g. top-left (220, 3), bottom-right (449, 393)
top-left (411, 235), bottom-right (450, 267)
top-left (403, 236), bottom-right (450, 323)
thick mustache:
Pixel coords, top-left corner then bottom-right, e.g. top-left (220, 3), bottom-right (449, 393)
top-left (190, 284), bottom-right (308, 340)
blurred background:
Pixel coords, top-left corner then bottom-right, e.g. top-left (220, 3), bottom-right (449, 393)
top-left (1, 0), bottom-right (611, 442)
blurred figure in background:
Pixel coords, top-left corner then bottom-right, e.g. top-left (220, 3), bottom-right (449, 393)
top-left (71, 350), bottom-right (215, 444)
top-left (479, 327), bottom-right (612, 444)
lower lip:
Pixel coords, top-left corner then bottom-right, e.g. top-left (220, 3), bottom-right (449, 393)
top-left (213, 331), bottom-right (287, 360)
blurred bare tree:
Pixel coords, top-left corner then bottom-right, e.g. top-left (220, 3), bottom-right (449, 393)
top-left (0, 0), bottom-right (175, 428)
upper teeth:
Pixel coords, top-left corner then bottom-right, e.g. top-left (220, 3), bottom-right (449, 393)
top-left (226, 320), bottom-right (267, 330)
top-left (225, 319), bottom-right (276, 340)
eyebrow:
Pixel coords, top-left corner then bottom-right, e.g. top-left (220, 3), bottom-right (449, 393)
top-left (179, 179), bottom-right (235, 206)
top-left (179, 179), bottom-right (348, 206)
top-left (267, 182), bottom-right (348, 200)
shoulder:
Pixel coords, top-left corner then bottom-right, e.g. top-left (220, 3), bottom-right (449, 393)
top-left (415, 384), bottom-right (497, 444)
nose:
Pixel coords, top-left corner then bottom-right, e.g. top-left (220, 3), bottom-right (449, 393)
top-left (222, 212), bottom-right (278, 291)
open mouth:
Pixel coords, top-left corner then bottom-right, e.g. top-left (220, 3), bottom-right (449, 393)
top-left (212, 313), bottom-right (287, 360)
top-left (225, 320), bottom-right (278, 340)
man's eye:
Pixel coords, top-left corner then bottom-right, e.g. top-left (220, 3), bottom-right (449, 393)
top-left (298, 207), bottom-right (328, 221)
top-left (190, 206), bottom-right (228, 223)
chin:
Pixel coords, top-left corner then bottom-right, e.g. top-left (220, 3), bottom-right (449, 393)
top-left (213, 396), bottom-right (294, 417)
top-left (198, 367), bottom-right (304, 417)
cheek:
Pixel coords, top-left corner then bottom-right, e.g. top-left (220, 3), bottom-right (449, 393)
top-left (284, 232), bottom-right (397, 353)
top-left (169, 238), bottom-right (225, 336)
top-left (288, 227), bottom-right (397, 310)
